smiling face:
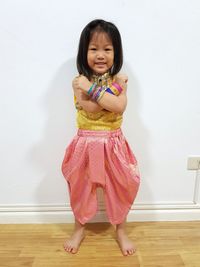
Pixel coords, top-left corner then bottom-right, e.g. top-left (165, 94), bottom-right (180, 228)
top-left (87, 31), bottom-right (114, 75)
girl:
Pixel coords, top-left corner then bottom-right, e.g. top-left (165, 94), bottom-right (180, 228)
top-left (62, 19), bottom-right (140, 256)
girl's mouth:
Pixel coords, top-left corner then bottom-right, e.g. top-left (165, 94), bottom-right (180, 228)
top-left (95, 63), bottom-right (106, 67)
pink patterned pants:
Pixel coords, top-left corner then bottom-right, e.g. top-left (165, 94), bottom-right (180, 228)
top-left (62, 128), bottom-right (140, 225)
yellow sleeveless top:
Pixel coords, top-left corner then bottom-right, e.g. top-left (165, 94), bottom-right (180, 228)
top-left (74, 74), bottom-right (123, 131)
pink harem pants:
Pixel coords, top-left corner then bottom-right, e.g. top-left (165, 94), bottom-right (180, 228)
top-left (61, 128), bottom-right (140, 225)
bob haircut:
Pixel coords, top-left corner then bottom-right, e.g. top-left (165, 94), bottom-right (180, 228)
top-left (77, 19), bottom-right (123, 78)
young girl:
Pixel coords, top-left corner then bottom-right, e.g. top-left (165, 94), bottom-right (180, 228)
top-left (62, 19), bottom-right (140, 256)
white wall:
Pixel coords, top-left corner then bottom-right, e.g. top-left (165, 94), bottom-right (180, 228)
top-left (0, 0), bottom-right (200, 223)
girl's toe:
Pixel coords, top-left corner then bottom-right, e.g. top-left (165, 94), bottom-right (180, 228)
top-left (123, 250), bottom-right (128, 256)
top-left (72, 248), bottom-right (77, 254)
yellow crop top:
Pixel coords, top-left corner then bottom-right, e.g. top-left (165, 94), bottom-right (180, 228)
top-left (74, 74), bottom-right (123, 131)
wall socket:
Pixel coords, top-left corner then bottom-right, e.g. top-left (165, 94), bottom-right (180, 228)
top-left (187, 156), bottom-right (200, 170)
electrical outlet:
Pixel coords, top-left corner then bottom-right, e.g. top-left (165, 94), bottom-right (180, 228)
top-left (187, 156), bottom-right (200, 170)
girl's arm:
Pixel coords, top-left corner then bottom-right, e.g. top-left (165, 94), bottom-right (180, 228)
top-left (73, 87), bottom-right (104, 113)
top-left (97, 86), bottom-right (127, 114)
top-left (74, 74), bottom-right (128, 114)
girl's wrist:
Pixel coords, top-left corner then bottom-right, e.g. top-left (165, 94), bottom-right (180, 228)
top-left (82, 81), bottom-right (93, 92)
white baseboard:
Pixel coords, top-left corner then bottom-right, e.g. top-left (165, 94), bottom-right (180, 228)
top-left (0, 202), bottom-right (200, 223)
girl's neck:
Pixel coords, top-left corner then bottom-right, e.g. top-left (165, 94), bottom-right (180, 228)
top-left (91, 72), bottom-right (113, 86)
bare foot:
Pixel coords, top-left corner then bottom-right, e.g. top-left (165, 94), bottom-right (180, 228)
top-left (63, 227), bottom-right (85, 254)
top-left (116, 229), bottom-right (136, 256)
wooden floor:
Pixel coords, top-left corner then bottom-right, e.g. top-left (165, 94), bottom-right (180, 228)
top-left (0, 221), bottom-right (200, 267)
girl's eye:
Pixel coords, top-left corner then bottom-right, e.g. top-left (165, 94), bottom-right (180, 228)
top-left (105, 48), bottom-right (112, 51)
top-left (90, 48), bottom-right (96, 51)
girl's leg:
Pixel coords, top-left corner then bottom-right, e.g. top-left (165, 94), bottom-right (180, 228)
top-left (63, 218), bottom-right (85, 254)
top-left (116, 218), bottom-right (136, 256)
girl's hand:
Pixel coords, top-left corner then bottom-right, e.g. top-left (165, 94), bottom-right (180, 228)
top-left (114, 74), bottom-right (128, 91)
top-left (115, 74), bottom-right (128, 83)
top-left (72, 75), bottom-right (92, 94)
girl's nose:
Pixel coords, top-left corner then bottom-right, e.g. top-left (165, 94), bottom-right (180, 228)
top-left (96, 51), bottom-right (105, 59)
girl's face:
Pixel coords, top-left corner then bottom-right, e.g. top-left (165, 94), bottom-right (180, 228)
top-left (87, 31), bottom-right (114, 75)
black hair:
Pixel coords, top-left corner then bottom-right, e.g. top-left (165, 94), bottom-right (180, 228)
top-left (76, 19), bottom-right (123, 78)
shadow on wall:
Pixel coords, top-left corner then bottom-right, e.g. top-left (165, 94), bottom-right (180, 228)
top-left (28, 58), bottom-right (77, 207)
top-left (28, 58), bottom-right (154, 221)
